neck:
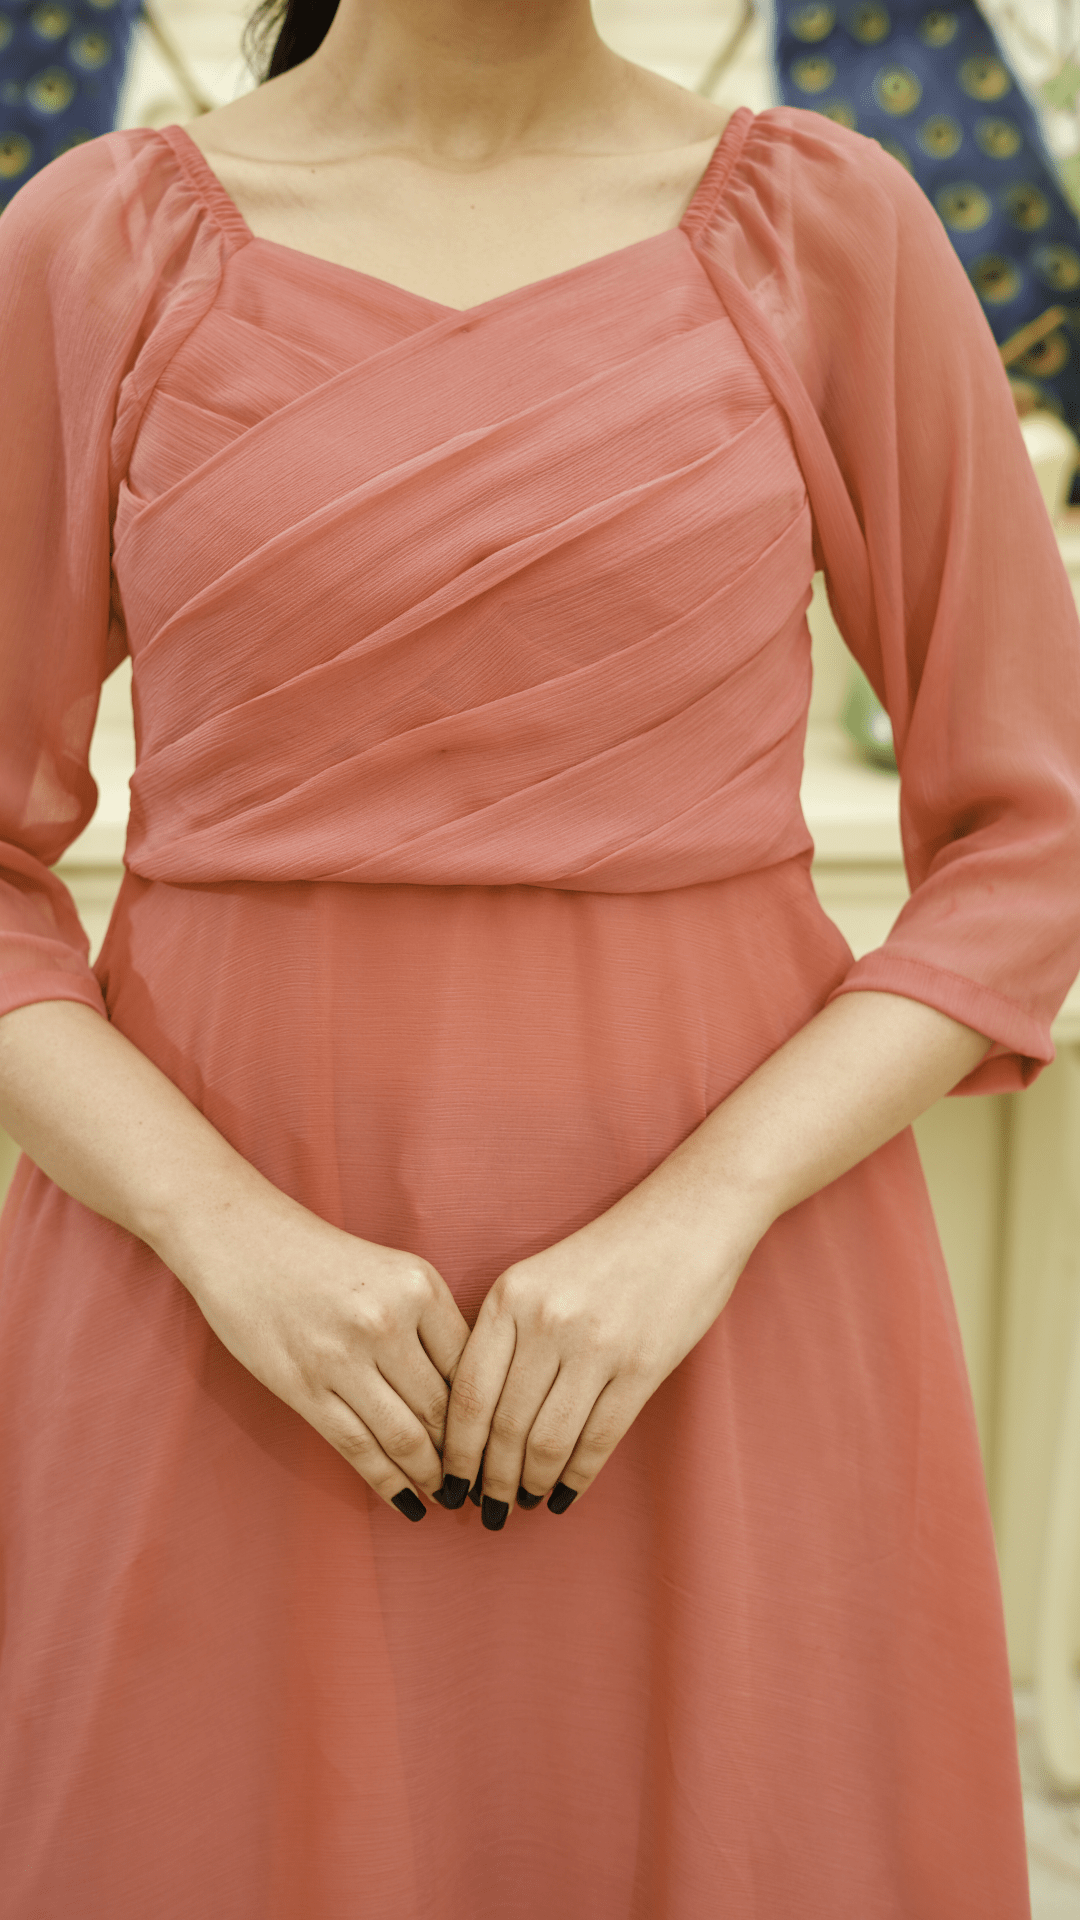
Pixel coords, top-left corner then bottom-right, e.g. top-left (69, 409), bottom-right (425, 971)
top-left (280, 0), bottom-right (636, 164)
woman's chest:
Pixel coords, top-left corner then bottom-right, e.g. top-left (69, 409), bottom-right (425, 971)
top-left (114, 244), bottom-right (817, 894)
top-left (115, 240), bottom-right (811, 702)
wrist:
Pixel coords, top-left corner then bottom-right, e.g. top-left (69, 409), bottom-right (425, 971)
top-left (662, 1094), bottom-right (807, 1245)
top-left (620, 1131), bottom-right (778, 1274)
top-left (139, 1147), bottom-right (295, 1300)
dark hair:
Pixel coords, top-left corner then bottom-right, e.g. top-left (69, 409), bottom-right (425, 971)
top-left (243, 0), bottom-right (340, 82)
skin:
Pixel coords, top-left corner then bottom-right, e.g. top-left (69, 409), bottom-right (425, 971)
top-left (180, 0), bottom-right (739, 310)
top-left (0, 0), bottom-right (993, 1527)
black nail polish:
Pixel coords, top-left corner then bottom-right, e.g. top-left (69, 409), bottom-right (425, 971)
top-left (482, 1496), bottom-right (509, 1532)
top-left (516, 1486), bottom-right (543, 1510)
top-left (391, 1489), bottom-right (426, 1523)
top-left (432, 1473), bottom-right (470, 1510)
top-left (547, 1482), bottom-right (578, 1515)
top-left (467, 1462), bottom-right (484, 1507)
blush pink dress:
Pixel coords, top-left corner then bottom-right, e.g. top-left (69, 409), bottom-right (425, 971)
top-left (1, 104), bottom-right (1079, 1918)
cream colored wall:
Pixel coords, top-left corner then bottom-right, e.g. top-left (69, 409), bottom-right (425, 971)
top-left (590, 0), bottom-right (772, 106)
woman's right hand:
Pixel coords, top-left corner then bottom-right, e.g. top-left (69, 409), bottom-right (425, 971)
top-left (171, 1185), bottom-right (472, 1520)
top-left (0, 1002), bottom-right (472, 1521)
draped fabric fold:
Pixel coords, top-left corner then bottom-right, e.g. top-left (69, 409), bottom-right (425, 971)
top-left (116, 255), bottom-right (815, 890)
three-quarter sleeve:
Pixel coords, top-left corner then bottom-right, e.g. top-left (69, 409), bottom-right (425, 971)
top-left (0, 129), bottom-right (225, 1021)
top-left (702, 108), bottom-right (1080, 1094)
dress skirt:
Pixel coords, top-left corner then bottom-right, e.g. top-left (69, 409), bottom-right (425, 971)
top-left (0, 862), bottom-right (1026, 1915)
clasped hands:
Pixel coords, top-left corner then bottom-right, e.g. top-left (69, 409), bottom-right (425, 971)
top-left (192, 1141), bottom-right (765, 1533)
top-left (435, 1168), bottom-right (758, 1531)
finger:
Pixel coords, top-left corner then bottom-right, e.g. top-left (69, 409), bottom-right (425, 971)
top-left (376, 1339), bottom-right (454, 1451)
top-left (514, 1364), bottom-right (614, 1511)
top-left (441, 1300), bottom-right (518, 1494)
top-left (319, 1391), bottom-right (430, 1522)
top-left (478, 1349), bottom-right (561, 1517)
top-left (332, 1369), bottom-right (446, 1495)
top-left (415, 1277), bottom-right (473, 1384)
top-left (539, 1377), bottom-right (645, 1511)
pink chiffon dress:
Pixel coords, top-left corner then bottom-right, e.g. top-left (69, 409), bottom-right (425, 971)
top-left (1, 103), bottom-right (1079, 1918)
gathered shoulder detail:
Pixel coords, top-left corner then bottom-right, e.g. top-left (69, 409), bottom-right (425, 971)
top-left (693, 106), bottom-right (924, 363)
top-left (1, 126), bottom-right (243, 500)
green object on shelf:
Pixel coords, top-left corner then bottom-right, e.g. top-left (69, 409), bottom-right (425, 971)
top-left (841, 662), bottom-right (897, 771)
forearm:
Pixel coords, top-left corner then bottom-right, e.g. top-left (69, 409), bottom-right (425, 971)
top-left (0, 999), bottom-right (298, 1279)
top-left (0, 1003), bottom-right (469, 1512)
top-left (0, 989), bottom-right (989, 1298)
top-left (631, 990), bottom-right (991, 1250)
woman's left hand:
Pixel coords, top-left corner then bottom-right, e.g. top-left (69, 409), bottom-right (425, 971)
top-left (441, 992), bottom-right (995, 1530)
top-left (440, 1169), bottom-right (763, 1527)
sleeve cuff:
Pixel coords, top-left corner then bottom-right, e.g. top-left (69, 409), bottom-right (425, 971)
top-left (826, 952), bottom-right (1055, 1094)
top-left (0, 972), bottom-right (108, 1024)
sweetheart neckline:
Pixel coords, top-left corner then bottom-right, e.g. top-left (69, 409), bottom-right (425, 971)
top-left (158, 108), bottom-right (753, 320)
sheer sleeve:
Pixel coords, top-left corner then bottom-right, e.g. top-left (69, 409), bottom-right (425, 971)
top-left (698, 107), bottom-right (1080, 1094)
top-left (0, 128), bottom-right (227, 1021)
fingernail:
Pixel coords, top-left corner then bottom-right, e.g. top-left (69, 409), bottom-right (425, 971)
top-left (467, 1464), bottom-right (484, 1507)
top-left (391, 1489), bottom-right (426, 1523)
top-left (482, 1496), bottom-right (509, 1532)
top-left (547, 1482), bottom-right (578, 1515)
top-left (516, 1486), bottom-right (543, 1510)
top-left (432, 1474), bottom-right (470, 1510)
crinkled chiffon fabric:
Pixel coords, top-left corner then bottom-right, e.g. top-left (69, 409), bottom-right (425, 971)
top-left (1, 105), bottom-right (1079, 1918)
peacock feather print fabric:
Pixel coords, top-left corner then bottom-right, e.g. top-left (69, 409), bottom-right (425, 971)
top-left (762, 2), bottom-right (1080, 447)
top-left (0, 0), bottom-right (141, 205)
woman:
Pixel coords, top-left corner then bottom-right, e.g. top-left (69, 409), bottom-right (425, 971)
top-left (0, 1), bottom-right (1077, 1913)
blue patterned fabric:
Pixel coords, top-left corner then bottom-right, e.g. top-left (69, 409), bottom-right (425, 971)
top-left (0, 0), bottom-right (142, 208)
top-left (761, 2), bottom-right (1080, 457)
